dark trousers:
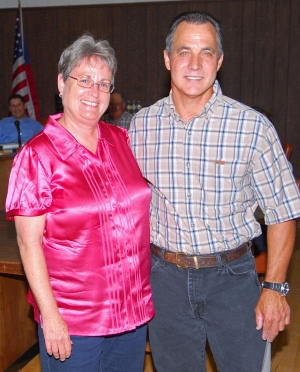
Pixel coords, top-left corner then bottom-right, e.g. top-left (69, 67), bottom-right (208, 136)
top-left (149, 249), bottom-right (267, 372)
top-left (38, 323), bottom-right (147, 372)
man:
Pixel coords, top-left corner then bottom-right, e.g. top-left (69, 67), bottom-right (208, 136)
top-left (102, 92), bottom-right (132, 130)
top-left (0, 94), bottom-right (43, 144)
top-left (129, 11), bottom-right (300, 372)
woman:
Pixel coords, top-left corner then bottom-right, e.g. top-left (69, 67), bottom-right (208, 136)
top-left (6, 33), bottom-right (154, 371)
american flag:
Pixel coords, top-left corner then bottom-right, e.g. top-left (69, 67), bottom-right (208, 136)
top-left (11, 6), bottom-right (39, 120)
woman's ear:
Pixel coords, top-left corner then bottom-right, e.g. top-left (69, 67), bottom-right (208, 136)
top-left (57, 73), bottom-right (65, 96)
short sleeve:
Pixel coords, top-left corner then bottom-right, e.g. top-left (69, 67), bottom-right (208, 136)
top-left (6, 145), bottom-right (52, 219)
top-left (252, 125), bottom-right (300, 224)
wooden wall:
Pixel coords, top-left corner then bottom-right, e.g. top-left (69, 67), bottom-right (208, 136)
top-left (0, 0), bottom-right (300, 176)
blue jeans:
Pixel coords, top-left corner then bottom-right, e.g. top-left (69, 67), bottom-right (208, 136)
top-left (38, 323), bottom-right (147, 371)
top-left (149, 248), bottom-right (266, 372)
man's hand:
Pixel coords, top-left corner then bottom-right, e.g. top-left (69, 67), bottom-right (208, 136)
top-left (255, 220), bottom-right (295, 341)
top-left (255, 289), bottom-right (290, 341)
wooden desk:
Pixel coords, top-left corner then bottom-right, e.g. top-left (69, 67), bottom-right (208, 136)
top-left (0, 210), bottom-right (38, 371)
top-left (0, 155), bottom-right (14, 209)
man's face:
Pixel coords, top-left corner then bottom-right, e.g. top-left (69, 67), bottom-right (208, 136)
top-left (108, 93), bottom-right (125, 121)
top-left (9, 98), bottom-right (27, 120)
top-left (164, 21), bottom-right (223, 104)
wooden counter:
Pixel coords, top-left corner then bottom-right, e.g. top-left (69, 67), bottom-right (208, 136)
top-left (0, 210), bottom-right (38, 371)
top-left (0, 210), bottom-right (24, 275)
top-left (0, 155), bottom-right (14, 210)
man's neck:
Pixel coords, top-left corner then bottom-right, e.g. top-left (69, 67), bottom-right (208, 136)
top-left (171, 87), bottom-right (214, 123)
top-left (13, 115), bottom-right (26, 121)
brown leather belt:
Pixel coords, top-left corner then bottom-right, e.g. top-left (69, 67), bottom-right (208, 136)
top-left (150, 243), bottom-right (249, 269)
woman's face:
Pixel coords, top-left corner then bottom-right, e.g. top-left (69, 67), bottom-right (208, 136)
top-left (58, 57), bottom-right (112, 127)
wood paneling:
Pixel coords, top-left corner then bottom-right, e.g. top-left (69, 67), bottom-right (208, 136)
top-left (240, 1), bottom-right (256, 105)
top-left (0, 0), bottom-right (299, 176)
top-left (0, 210), bottom-right (38, 371)
top-left (0, 274), bottom-right (37, 371)
top-left (0, 157), bottom-right (14, 210)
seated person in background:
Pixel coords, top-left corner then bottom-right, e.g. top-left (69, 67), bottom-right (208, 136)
top-left (0, 94), bottom-right (43, 143)
top-left (102, 92), bottom-right (132, 130)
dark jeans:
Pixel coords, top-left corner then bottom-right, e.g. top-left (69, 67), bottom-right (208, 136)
top-left (38, 323), bottom-right (147, 372)
top-left (149, 248), bottom-right (267, 372)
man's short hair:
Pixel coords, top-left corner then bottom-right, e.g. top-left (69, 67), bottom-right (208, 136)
top-left (8, 94), bottom-right (25, 105)
top-left (165, 11), bottom-right (223, 58)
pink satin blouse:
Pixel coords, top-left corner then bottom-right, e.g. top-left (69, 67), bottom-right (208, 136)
top-left (6, 114), bottom-right (154, 336)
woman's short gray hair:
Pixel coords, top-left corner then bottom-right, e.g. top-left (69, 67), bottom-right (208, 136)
top-left (165, 11), bottom-right (223, 58)
top-left (58, 33), bottom-right (117, 84)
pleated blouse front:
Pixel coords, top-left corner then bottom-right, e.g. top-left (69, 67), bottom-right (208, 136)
top-left (6, 114), bottom-right (154, 336)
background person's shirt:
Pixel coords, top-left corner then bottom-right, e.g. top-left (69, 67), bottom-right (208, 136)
top-left (102, 111), bottom-right (133, 130)
top-left (0, 116), bottom-right (43, 143)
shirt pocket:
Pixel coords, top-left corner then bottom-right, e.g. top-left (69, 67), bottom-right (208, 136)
top-left (204, 159), bottom-right (252, 205)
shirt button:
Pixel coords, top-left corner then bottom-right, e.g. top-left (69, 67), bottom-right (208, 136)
top-left (187, 193), bottom-right (191, 198)
top-left (191, 224), bottom-right (195, 228)
top-left (188, 131), bottom-right (191, 135)
top-left (187, 162), bottom-right (190, 167)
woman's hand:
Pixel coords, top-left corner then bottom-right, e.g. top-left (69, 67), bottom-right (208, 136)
top-left (42, 312), bottom-right (73, 361)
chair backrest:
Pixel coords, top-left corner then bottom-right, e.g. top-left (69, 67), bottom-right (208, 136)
top-left (296, 178), bottom-right (300, 191)
top-left (281, 141), bottom-right (293, 160)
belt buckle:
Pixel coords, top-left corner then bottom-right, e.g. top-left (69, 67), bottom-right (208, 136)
top-left (176, 252), bottom-right (200, 269)
top-left (176, 252), bottom-right (187, 268)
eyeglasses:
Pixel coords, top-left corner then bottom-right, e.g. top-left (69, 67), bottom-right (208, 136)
top-left (69, 75), bottom-right (114, 94)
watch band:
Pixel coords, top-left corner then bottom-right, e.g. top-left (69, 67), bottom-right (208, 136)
top-left (261, 281), bottom-right (290, 296)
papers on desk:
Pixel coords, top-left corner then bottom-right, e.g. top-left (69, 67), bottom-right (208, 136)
top-left (0, 142), bottom-right (25, 151)
top-left (0, 150), bottom-right (11, 156)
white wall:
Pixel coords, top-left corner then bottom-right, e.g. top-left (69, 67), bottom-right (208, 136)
top-left (0, 0), bottom-right (184, 9)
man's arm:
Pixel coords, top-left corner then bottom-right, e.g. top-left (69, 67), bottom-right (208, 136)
top-left (255, 219), bottom-right (295, 341)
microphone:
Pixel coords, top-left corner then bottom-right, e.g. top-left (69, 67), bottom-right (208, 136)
top-left (14, 120), bottom-right (22, 148)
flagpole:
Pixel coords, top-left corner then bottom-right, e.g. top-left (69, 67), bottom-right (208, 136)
top-left (12, 0), bottom-right (39, 120)
top-left (18, 0), bottom-right (24, 57)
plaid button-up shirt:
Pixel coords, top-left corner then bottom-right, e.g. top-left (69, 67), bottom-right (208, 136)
top-left (129, 81), bottom-right (300, 254)
top-left (102, 111), bottom-right (133, 130)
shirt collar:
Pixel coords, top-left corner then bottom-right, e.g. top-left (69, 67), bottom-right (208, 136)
top-left (44, 114), bottom-right (115, 161)
top-left (166, 80), bottom-right (222, 122)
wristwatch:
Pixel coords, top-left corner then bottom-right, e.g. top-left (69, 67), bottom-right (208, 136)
top-left (261, 281), bottom-right (290, 296)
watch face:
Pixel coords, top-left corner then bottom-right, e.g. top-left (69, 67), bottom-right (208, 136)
top-left (282, 282), bottom-right (290, 296)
